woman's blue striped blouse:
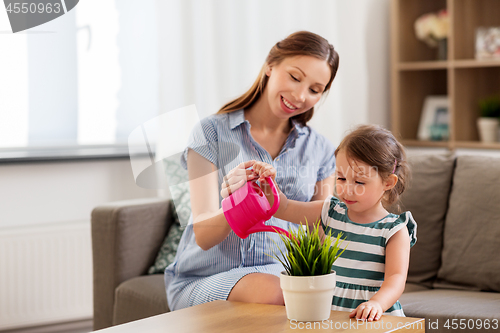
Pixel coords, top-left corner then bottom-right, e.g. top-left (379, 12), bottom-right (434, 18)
top-left (164, 109), bottom-right (336, 310)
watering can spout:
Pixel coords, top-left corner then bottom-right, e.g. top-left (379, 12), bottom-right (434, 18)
top-left (247, 224), bottom-right (292, 239)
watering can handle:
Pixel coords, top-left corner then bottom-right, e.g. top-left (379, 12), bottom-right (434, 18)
top-left (265, 176), bottom-right (280, 216)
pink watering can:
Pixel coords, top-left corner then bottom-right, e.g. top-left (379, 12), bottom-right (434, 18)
top-left (222, 177), bottom-right (292, 239)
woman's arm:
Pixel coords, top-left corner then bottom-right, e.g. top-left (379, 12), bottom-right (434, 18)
top-left (310, 174), bottom-right (335, 201)
top-left (350, 228), bottom-right (410, 321)
top-left (187, 149), bottom-right (232, 251)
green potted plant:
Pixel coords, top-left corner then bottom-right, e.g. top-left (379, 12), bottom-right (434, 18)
top-left (268, 221), bottom-right (347, 322)
top-left (477, 95), bottom-right (500, 143)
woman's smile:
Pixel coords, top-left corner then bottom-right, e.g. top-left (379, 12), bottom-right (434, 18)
top-left (280, 95), bottom-right (298, 113)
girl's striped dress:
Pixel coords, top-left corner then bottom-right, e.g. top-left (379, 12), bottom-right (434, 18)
top-left (321, 195), bottom-right (417, 316)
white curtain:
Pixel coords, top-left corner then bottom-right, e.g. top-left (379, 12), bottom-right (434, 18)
top-left (155, 0), bottom-right (390, 147)
top-left (157, 0), bottom-right (337, 144)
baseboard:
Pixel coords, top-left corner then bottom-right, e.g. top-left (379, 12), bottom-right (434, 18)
top-left (0, 319), bottom-right (93, 333)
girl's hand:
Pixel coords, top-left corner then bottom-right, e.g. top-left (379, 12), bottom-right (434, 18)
top-left (251, 161), bottom-right (277, 183)
top-left (349, 301), bottom-right (383, 321)
top-left (220, 160), bottom-right (256, 198)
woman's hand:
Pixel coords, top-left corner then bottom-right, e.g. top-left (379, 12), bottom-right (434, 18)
top-left (220, 160), bottom-right (257, 198)
top-left (349, 300), bottom-right (383, 321)
top-left (252, 161), bottom-right (277, 182)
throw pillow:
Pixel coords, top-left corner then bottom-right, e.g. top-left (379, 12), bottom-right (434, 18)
top-left (148, 204), bottom-right (185, 274)
top-left (398, 153), bottom-right (455, 287)
top-left (437, 155), bottom-right (500, 292)
top-left (148, 156), bottom-right (191, 274)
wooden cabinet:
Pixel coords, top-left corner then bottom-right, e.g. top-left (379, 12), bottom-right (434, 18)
top-left (391, 0), bottom-right (500, 149)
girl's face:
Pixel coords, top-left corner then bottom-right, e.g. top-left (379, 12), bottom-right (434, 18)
top-left (335, 150), bottom-right (394, 220)
top-left (264, 55), bottom-right (331, 120)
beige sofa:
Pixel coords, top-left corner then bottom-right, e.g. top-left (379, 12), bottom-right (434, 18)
top-left (91, 154), bottom-right (500, 332)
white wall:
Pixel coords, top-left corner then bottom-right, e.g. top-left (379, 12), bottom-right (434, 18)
top-left (321, 0), bottom-right (391, 144)
top-left (0, 158), bottom-right (158, 329)
top-left (0, 158), bottom-right (157, 229)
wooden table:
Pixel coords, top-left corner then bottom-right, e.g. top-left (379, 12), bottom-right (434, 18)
top-left (95, 300), bottom-right (425, 332)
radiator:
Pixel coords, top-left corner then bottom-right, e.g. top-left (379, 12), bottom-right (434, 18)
top-left (0, 222), bottom-right (93, 330)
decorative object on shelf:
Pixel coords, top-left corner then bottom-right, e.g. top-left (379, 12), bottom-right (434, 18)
top-left (477, 95), bottom-right (500, 143)
top-left (418, 95), bottom-right (449, 141)
top-left (475, 27), bottom-right (500, 60)
top-left (268, 221), bottom-right (346, 322)
top-left (414, 9), bottom-right (449, 60)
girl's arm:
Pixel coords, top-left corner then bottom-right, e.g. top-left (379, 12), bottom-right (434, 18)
top-left (350, 228), bottom-right (411, 321)
top-left (251, 162), bottom-right (324, 226)
top-left (273, 191), bottom-right (325, 226)
top-left (309, 174), bottom-right (335, 239)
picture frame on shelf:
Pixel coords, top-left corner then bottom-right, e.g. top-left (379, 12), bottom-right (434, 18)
top-left (475, 27), bottom-right (500, 60)
top-left (417, 95), bottom-right (449, 141)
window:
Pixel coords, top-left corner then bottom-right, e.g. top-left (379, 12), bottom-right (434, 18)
top-left (0, 0), bottom-right (159, 157)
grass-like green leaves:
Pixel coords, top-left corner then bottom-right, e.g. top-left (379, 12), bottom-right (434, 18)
top-left (479, 94), bottom-right (500, 118)
top-left (267, 219), bottom-right (347, 276)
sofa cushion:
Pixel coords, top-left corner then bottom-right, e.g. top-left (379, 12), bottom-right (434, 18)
top-left (148, 206), bottom-right (185, 274)
top-left (113, 275), bottom-right (169, 326)
top-left (148, 157), bottom-right (190, 274)
top-left (400, 290), bottom-right (500, 330)
top-left (398, 153), bottom-right (455, 286)
top-left (437, 156), bottom-right (500, 292)
top-left (163, 155), bottom-right (192, 226)
top-left (403, 282), bottom-right (432, 293)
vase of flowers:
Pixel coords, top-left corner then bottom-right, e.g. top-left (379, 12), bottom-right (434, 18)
top-left (268, 221), bottom-right (347, 322)
top-left (414, 9), bottom-right (449, 60)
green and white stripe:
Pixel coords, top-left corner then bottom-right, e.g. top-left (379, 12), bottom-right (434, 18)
top-left (321, 196), bottom-right (417, 316)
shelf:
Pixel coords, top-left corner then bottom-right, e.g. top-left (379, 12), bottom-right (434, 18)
top-left (454, 141), bottom-right (500, 150)
top-left (398, 60), bottom-right (500, 70)
top-left (402, 140), bottom-right (500, 150)
top-left (398, 61), bottom-right (448, 71)
top-left (453, 59), bottom-right (500, 68)
top-left (453, 0), bottom-right (500, 60)
top-left (391, 0), bottom-right (500, 151)
top-left (401, 140), bottom-right (449, 148)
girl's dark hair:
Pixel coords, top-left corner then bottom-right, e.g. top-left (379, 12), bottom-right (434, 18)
top-left (217, 31), bottom-right (340, 126)
top-left (334, 124), bottom-right (411, 212)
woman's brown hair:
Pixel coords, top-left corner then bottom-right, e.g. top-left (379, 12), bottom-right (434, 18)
top-left (334, 125), bottom-right (411, 212)
top-left (217, 31), bottom-right (340, 126)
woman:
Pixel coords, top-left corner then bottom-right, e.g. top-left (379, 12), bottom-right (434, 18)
top-left (165, 30), bottom-right (340, 310)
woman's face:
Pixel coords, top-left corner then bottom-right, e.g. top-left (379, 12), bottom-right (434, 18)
top-left (265, 55), bottom-right (331, 120)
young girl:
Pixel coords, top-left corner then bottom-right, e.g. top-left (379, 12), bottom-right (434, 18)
top-left (221, 124), bottom-right (417, 321)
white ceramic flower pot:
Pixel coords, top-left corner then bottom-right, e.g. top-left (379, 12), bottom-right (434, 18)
top-left (477, 117), bottom-right (499, 143)
top-left (280, 271), bottom-right (336, 322)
